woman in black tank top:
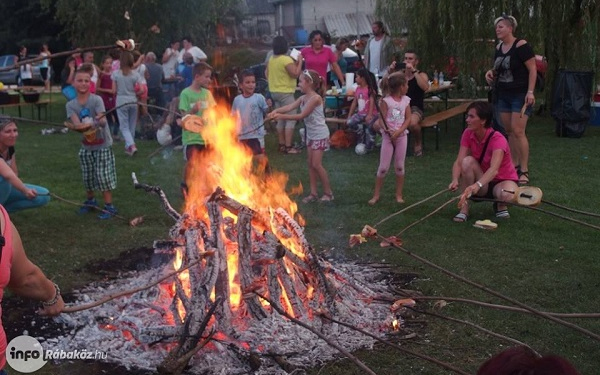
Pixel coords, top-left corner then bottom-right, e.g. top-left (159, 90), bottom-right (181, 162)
top-left (484, 14), bottom-right (536, 185)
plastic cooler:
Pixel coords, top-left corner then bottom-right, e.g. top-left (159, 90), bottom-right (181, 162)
top-left (591, 93), bottom-right (600, 126)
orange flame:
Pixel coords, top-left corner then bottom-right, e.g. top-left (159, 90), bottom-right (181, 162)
top-left (179, 103), bottom-right (302, 316)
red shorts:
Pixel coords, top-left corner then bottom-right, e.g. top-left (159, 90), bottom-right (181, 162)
top-left (134, 83), bottom-right (148, 100)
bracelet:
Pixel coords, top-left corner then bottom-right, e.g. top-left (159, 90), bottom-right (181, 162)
top-left (412, 70), bottom-right (418, 74)
top-left (527, 90), bottom-right (534, 94)
top-left (42, 283), bottom-right (61, 307)
top-left (475, 181), bottom-right (483, 188)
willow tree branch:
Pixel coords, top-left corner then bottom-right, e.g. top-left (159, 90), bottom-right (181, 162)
top-left (255, 293), bottom-right (377, 375)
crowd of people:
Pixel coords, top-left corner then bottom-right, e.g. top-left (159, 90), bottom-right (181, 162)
top-left (0, 15), bottom-right (576, 374)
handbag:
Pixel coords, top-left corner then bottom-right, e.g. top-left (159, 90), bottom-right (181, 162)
top-left (61, 85), bottom-right (76, 100)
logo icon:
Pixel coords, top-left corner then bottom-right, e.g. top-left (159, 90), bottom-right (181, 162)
top-left (6, 335), bottom-right (47, 373)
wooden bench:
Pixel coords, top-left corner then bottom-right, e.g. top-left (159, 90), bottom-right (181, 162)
top-left (419, 101), bottom-right (473, 150)
top-left (0, 99), bottom-right (50, 121)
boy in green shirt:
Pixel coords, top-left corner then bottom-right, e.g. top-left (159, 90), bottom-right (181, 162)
top-left (178, 62), bottom-right (216, 192)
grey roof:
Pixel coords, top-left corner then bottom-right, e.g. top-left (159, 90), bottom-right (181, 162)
top-left (324, 13), bottom-right (376, 38)
top-left (246, 0), bottom-right (275, 14)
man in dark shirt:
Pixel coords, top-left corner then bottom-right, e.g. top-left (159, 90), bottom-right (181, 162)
top-left (144, 52), bottom-right (165, 111)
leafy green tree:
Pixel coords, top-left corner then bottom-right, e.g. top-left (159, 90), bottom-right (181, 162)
top-left (41, 0), bottom-right (242, 54)
top-left (376, 0), bottom-right (599, 97)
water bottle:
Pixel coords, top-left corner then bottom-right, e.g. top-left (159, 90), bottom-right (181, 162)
top-left (438, 71), bottom-right (445, 85)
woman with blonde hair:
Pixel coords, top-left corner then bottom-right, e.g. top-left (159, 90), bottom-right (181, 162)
top-left (485, 14), bottom-right (536, 185)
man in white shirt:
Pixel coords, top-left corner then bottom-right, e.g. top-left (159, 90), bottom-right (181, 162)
top-left (363, 21), bottom-right (396, 77)
top-left (177, 36), bottom-right (207, 64)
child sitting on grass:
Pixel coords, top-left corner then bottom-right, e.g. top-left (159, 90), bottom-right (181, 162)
top-left (346, 68), bottom-right (378, 150)
top-left (66, 68), bottom-right (118, 219)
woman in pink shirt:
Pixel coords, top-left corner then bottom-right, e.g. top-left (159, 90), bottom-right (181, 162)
top-left (449, 101), bottom-right (518, 222)
top-left (0, 204), bottom-right (64, 371)
top-left (301, 30), bottom-right (345, 89)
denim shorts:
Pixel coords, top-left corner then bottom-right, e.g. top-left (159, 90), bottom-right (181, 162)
top-left (495, 91), bottom-right (533, 117)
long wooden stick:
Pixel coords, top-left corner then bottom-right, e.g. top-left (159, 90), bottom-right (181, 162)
top-left (319, 314), bottom-right (470, 375)
top-left (382, 296), bottom-right (600, 319)
top-left (380, 235), bottom-right (600, 342)
top-left (374, 188), bottom-right (449, 227)
top-left (406, 307), bottom-right (538, 354)
top-left (0, 45), bottom-right (118, 72)
top-left (62, 258), bottom-right (202, 313)
top-left (254, 293), bottom-right (377, 375)
top-left (395, 196), bottom-right (458, 236)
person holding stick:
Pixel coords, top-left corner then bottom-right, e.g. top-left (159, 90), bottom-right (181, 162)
top-left (449, 101), bottom-right (518, 222)
top-left (0, 117), bottom-right (50, 213)
top-left (485, 14), bottom-right (536, 185)
top-left (66, 68), bottom-right (118, 220)
top-left (267, 70), bottom-right (334, 203)
top-left (0, 204), bottom-right (64, 372)
top-left (369, 72), bottom-right (411, 205)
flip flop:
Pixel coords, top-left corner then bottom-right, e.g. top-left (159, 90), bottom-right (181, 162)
top-left (473, 219), bottom-right (498, 230)
top-left (453, 212), bottom-right (468, 223)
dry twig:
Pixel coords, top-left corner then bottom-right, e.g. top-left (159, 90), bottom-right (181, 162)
top-left (63, 259), bottom-right (202, 313)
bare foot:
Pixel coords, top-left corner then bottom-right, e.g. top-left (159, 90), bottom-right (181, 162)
top-left (396, 197), bottom-right (405, 203)
top-left (368, 197), bottom-right (379, 205)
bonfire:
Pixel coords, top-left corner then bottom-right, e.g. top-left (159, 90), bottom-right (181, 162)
top-left (54, 103), bottom-right (410, 374)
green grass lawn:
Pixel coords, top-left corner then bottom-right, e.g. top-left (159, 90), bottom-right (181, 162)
top-left (3, 93), bottom-right (600, 374)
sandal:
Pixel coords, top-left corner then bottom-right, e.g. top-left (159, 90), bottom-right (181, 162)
top-left (285, 146), bottom-right (301, 154)
top-left (302, 194), bottom-right (318, 203)
top-left (278, 144), bottom-right (286, 153)
top-left (414, 148), bottom-right (423, 157)
top-left (493, 202), bottom-right (510, 219)
top-left (517, 170), bottom-right (529, 185)
top-left (319, 193), bottom-right (334, 202)
top-left (453, 212), bottom-right (468, 223)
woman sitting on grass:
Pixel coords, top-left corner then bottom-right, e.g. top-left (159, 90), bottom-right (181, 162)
top-left (448, 101), bottom-right (517, 222)
top-left (0, 117), bottom-right (50, 213)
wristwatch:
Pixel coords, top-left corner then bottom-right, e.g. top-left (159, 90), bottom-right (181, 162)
top-left (475, 181), bottom-right (483, 188)
top-left (412, 69), bottom-right (419, 74)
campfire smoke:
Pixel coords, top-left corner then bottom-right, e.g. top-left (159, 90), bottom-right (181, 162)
top-left (50, 104), bottom-right (406, 374)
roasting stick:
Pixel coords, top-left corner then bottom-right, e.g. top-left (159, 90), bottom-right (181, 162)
top-left (374, 188), bottom-right (449, 227)
top-left (319, 314), bottom-right (470, 375)
top-left (255, 293), bottom-right (378, 375)
top-left (372, 229), bottom-right (600, 342)
top-left (62, 258), bottom-right (204, 313)
top-left (42, 192), bottom-right (144, 226)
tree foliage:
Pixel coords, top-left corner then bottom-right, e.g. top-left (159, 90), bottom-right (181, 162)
top-left (376, 0), bottom-right (599, 97)
top-left (41, 0), bottom-right (242, 54)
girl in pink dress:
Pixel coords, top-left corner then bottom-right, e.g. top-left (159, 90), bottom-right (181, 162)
top-left (369, 72), bottom-right (411, 205)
